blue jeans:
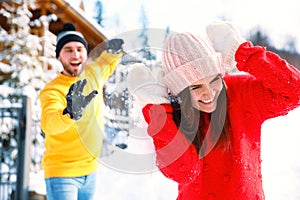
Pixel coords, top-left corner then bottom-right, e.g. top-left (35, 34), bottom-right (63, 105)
top-left (45, 171), bottom-right (97, 200)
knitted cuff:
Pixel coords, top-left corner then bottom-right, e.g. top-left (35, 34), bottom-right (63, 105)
top-left (224, 39), bottom-right (246, 70)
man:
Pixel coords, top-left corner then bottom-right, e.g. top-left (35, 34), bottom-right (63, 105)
top-left (39, 22), bottom-right (124, 200)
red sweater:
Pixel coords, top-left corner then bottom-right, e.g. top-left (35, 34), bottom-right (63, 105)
top-left (142, 42), bottom-right (300, 200)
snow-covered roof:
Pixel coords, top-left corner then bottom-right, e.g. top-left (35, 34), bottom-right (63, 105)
top-left (32, 0), bottom-right (109, 49)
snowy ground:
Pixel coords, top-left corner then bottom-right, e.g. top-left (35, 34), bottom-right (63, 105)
top-left (29, 106), bottom-right (300, 200)
top-left (94, 165), bottom-right (178, 200)
top-left (96, 106), bottom-right (300, 200)
top-left (261, 106), bottom-right (300, 200)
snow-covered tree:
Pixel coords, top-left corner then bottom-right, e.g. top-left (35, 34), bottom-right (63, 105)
top-left (137, 5), bottom-right (156, 61)
top-left (0, 0), bottom-right (60, 174)
top-left (94, 0), bottom-right (104, 26)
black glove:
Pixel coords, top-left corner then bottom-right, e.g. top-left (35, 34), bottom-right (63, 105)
top-left (63, 79), bottom-right (98, 120)
top-left (107, 38), bottom-right (124, 54)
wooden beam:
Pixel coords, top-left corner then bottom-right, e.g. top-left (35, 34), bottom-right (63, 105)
top-left (34, 0), bottom-right (108, 49)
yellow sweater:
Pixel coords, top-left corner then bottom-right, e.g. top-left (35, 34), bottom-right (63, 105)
top-left (39, 51), bottom-right (122, 178)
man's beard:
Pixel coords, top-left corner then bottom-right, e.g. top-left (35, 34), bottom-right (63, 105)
top-left (63, 64), bottom-right (82, 77)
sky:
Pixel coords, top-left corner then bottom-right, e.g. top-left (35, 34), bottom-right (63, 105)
top-left (75, 0), bottom-right (300, 52)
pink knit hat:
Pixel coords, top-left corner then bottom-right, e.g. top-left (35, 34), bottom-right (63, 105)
top-left (162, 32), bottom-right (224, 95)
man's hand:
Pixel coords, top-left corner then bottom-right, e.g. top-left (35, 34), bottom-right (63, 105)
top-left (63, 79), bottom-right (98, 120)
top-left (107, 38), bottom-right (124, 54)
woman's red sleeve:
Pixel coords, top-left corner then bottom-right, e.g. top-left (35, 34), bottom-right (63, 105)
top-left (235, 41), bottom-right (300, 120)
top-left (142, 104), bottom-right (202, 184)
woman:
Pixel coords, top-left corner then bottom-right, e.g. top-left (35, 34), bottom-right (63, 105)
top-left (126, 21), bottom-right (300, 200)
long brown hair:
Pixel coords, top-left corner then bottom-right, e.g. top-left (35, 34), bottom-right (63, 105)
top-left (171, 81), bottom-right (231, 157)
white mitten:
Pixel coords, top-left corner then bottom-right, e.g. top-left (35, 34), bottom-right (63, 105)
top-left (206, 21), bottom-right (246, 72)
top-left (126, 63), bottom-right (170, 106)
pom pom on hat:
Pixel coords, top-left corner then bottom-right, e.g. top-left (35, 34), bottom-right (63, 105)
top-left (55, 22), bottom-right (88, 58)
top-left (62, 23), bottom-right (76, 31)
top-left (162, 32), bottom-right (224, 95)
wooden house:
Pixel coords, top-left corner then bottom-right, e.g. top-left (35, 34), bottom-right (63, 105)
top-left (0, 0), bottom-right (108, 81)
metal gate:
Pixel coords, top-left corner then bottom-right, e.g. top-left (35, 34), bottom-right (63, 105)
top-left (0, 96), bottom-right (31, 200)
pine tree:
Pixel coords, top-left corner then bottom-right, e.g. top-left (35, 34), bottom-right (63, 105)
top-left (94, 0), bottom-right (104, 26)
top-left (137, 5), bottom-right (156, 61)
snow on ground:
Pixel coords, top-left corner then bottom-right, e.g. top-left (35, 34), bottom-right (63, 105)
top-left (261, 106), bottom-right (300, 200)
top-left (95, 126), bottom-right (178, 199)
top-left (94, 165), bottom-right (178, 200)
top-left (28, 106), bottom-right (300, 199)
top-left (94, 106), bottom-right (300, 200)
